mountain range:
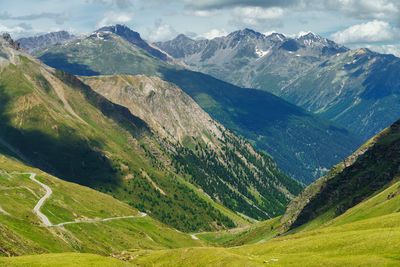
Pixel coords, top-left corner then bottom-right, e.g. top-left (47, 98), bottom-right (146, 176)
top-left (1, 24), bottom-right (400, 266)
top-left (155, 29), bottom-right (400, 140)
top-left (30, 25), bottom-right (362, 184)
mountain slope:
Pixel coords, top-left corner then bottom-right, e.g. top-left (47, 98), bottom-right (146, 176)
top-left (33, 26), bottom-right (362, 183)
top-left (0, 34), bottom-right (240, 232)
top-left (82, 75), bottom-right (303, 220)
top-left (281, 118), bottom-right (400, 232)
top-left (281, 48), bottom-right (400, 139)
top-left (18, 31), bottom-right (75, 53)
top-left (159, 69), bottom-right (361, 184)
top-left (33, 30), bottom-right (168, 76)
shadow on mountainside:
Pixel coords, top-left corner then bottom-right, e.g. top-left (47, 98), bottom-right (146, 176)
top-left (0, 83), bottom-right (121, 187)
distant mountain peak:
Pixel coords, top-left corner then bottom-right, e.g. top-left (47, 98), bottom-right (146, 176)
top-left (95, 24), bottom-right (169, 61)
top-left (229, 28), bottom-right (263, 38)
top-left (296, 31), bottom-right (325, 42)
top-left (96, 24), bottom-right (142, 40)
top-left (174, 33), bottom-right (193, 41)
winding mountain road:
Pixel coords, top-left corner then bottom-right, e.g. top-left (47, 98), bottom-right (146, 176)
top-left (23, 173), bottom-right (147, 227)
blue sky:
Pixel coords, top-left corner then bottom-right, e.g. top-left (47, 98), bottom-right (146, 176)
top-left (1, 0), bottom-right (400, 55)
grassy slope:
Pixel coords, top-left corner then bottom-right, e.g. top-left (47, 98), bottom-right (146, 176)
top-left (0, 253), bottom-right (133, 267)
top-left (195, 216), bottom-right (281, 246)
top-left (120, 180), bottom-right (400, 266)
top-left (3, 180), bottom-right (400, 266)
top-left (281, 119), bottom-right (400, 232)
top-left (0, 53), bottom-right (236, 232)
top-left (0, 154), bottom-right (201, 257)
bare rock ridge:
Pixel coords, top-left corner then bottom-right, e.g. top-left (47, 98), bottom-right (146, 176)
top-left (1, 33), bottom-right (21, 50)
top-left (18, 31), bottom-right (75, 53)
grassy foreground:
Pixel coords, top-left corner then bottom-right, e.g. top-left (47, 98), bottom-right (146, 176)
top-left (118, 180), bottom-right (400, 266)
top-left (0, 253), bottom-right (132, 267)
top-left (2, 172), bottom-right (400, 266)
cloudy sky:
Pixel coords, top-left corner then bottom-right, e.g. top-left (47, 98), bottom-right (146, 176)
top-left (1, 0), bottom-right (400, 55)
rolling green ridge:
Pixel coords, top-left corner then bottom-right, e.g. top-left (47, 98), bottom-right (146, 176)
top-left (33, 27), bottom-right (362, 184)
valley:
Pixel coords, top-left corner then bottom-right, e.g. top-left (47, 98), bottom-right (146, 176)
top-left (32, 25), bottom-right (362, 184)
top-left (1, 2), bottom-right (399, 265)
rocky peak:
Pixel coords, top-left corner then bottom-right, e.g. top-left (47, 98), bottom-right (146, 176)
top-left (97, 24), bottom-right (142, 42)
top-left (228, 28), bottom-right (263, 39)
top-left (1, 33), bottom-right (21, 50)
top-left (174, 34), bottom-right (193, 42)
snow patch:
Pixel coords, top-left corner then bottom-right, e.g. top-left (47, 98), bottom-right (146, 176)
top-left (255, 47), bottom-right (270, 58)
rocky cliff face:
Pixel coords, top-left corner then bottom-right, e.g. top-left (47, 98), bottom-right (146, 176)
top-left (18, 31), bottom-right (75, 53)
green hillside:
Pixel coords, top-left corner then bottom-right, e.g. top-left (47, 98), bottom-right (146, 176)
top-left (34, 27), bottom-right (362, 184)
top-left (112, 120), bottom-right (400, 266)
top-left (281, 118), bottom-right (400, 232)
top-left (0, 154), bottom-right (201, 257)
top-left (0, 37), bottom-right (240, 232)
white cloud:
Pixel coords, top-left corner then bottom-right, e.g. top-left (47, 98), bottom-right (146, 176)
top-left (364, 44), bottom-right (400, 57)
top-left (331, 20), bottom-right (400, 44)
top-left (0, 24), bottom-right (26, 34)
top-left (147, 23), bottom-right (178, 42)
top-left (184, 9), bottom-right (221, 17)
top-left (201, 29), bottom-right (228, 39)
top-left (0, 23), bottom-right (38, 38)
top-left (97, 11), bottom-right (133, 28)
top-left (325, 0), bottom-right (399, 20)
top-left (231, 6), bottom-right (285, 26)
